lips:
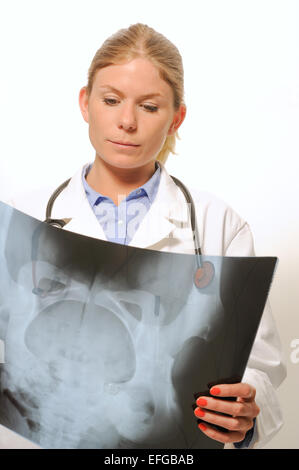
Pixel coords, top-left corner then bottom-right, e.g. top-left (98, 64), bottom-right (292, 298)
top-left (109, 140), bottom-right (140, 147)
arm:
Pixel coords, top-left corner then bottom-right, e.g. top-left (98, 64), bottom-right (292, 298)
top-left (194, 223), bottom-right (286, 448)
top-left (226, 223), bottom-right (286, 448)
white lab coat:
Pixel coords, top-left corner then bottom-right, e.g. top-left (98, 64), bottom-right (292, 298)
top-left (1, 161), bottom-right (286, 449)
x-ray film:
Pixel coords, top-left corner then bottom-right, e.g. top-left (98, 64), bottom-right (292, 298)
top-left (0, 202), bottom-right (278, 449)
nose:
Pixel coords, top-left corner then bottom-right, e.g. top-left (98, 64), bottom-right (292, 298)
top-left (118, 102), bottom-right (137, 132)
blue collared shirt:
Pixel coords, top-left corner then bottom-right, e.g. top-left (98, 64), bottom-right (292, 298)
top-left (82, 161), bottom-right (161, 245)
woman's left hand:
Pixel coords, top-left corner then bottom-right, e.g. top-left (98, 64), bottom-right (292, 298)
top-left (194, 382), bottom-right (260, 444)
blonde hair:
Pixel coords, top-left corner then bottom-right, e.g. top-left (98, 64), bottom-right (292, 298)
top-left (86, 23), bottom-right (185, 165)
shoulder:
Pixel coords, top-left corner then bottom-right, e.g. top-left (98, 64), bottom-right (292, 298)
top-left (1, 164), bottom-right (87, 222)
top-left (1, 184), bottom-right (61, 222)
top-left (160, 164), bottom-right (254, 256)
top-left (190, 187), bottom-right (246, 228)
top-left (187, 186), bottom-right (254, 256)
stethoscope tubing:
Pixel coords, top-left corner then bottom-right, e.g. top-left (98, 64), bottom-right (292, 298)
top-left (43, 173), bottom-right (215, 288)
top-left (44, 175), bottom-right (202, 259)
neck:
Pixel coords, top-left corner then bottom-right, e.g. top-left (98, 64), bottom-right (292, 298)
top-left (86, 155), bottom-right (157, 206)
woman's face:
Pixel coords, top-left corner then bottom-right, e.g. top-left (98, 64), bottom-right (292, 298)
top-left (79, 57), bottom-right (186, 171)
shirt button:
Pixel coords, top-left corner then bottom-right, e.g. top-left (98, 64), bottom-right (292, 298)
top-left (118, 220), bottom-right (123, 225)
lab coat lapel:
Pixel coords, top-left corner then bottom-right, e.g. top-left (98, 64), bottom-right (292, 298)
top-left (128, 162), bottom-right (190, 248)
top-left (50, 165), bottom-right (108, 241)
top-left (51, 162), bottom-right (190, 248)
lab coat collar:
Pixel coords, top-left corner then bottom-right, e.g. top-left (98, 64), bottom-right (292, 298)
top-left (51, 161), bottom-right (190, 248)
top-left (129, 161), bottom-right (190, 248)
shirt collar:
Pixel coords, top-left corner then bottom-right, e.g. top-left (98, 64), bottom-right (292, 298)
top-left (127, 160), bottom-right (161, 203)
top-left (82, 164), bottom-right (106, 207)
top-left (82, 161), bottom-right (161, 206)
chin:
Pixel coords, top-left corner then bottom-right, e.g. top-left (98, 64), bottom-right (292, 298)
top-left (98, 154), bottom-right (153, 170)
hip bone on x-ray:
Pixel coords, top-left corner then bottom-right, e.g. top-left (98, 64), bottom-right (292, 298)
top-left (0, 202), bottom-right (277, 449)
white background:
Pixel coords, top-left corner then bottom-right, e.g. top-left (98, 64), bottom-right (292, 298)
top-left (0, 0), bottom-right (298, 449)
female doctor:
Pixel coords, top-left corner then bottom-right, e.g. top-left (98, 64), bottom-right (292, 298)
top-left (7, 23), bottom-right (286, 449)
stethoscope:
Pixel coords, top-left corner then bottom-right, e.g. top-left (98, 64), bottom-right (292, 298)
top-left (43, 175), bottom-right (214, 289)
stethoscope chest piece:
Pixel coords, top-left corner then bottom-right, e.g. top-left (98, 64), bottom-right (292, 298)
top-left (194, 261), bottom-right (215, 289)
top-left (44, 218), bottom-right (72, 229)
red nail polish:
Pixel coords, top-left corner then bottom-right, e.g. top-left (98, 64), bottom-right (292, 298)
top-left (198, 423), bottom-right (207, 431)
top-left (194, 408), bottom-right (205, 418)
top-left (196, 397), bottom-right (207, 407)
top-left (210, 387), bottom-right (221, 395)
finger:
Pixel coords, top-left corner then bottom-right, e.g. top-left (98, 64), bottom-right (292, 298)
top-left (195, 396), bottom-right (254, 418)
top-left (210, 383), bottom-right (256, 401)
top-left (197, 422), bottom-right (247, 444)
top-left (194, 407), bottom-right (253, 433)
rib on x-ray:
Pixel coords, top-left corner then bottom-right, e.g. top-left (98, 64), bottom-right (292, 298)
top-left (0, 201), bottom-right (277, 449)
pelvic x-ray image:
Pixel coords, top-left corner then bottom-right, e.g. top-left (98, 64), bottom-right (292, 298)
top-left (0, 202), bottom-right (277, 449)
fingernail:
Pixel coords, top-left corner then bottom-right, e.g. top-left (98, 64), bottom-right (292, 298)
top-left (194, 407), bottom-right (205, 418)
top-left (196, 397), bottom-right (207, 407)
top-left (210, 387), bottom-right (221, 395)
top-left (198, 423), bottom-right (207, 431)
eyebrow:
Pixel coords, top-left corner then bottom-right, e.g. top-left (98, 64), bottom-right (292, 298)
top-left (98, 85), bottom-right (163, 100)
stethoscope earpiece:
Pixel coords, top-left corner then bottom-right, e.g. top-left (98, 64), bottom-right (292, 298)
top-left (194, 261), bottom-right (215, 289)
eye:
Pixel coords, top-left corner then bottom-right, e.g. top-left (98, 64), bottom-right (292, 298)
top-left (103, 98), bottom-right (158, 113)
top-left (142, 104), bottom-right (159, 113)
top-left (103, 98), bottom-right (118, 106)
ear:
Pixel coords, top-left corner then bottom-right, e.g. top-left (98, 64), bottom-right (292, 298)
top-left (78, 86), bottom-right (89, 123)
top-left (167, 103), bottom-right (187, 136)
